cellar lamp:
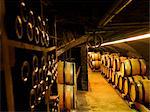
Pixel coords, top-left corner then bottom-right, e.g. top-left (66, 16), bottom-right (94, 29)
top-left (101, 33), bottom-right (150, 46)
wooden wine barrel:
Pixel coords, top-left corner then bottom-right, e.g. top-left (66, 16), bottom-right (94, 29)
top-left (101, 55), bottom-right (107, 66)
top-left (106, 55), bottom-right (114, 68)
top-left (113, 57), bottom-right (120, 72)
top-left (123, 77), bottom-right (136, 96)
top-left (114, 72), bottom-right (122, 87)
top-left (129, 79), bottom-right (150, 104)
top-left (65, 62), bottom-right (76, 85)
top-left (57, 61), bottom-right (64, 84)
top-left (111, 72), bottom-right (115, 84)
top-left (110, 53), bottom-right (120, 57)
top-left (29, 89), bottom-right (36, 110)
top-left (106, 68), bottom-right (110, 78)
top-left (91, 61), bottom-right (101, 69)
top-left (100, 64), bottom-right (104, 74)
top-left (58, 84), bottom-right (76, 110)
top-left (65, 85), bottom-right (76, 110)
top-left (58, 84), bottom-right (64, 109)
top-left (32, 55), bottom-right (38, 72)
top-left (120, 59), bottom-right (146, 77)
top-left (120, 56), bottom-right (127, 63)
top-left (88, 52), bottom-right (94, 58)
top-left (140, 80), bottom-right (150, 104)
top-left (106, 56), bottom-right (111, 68)
top-left (108, 68), bottom-right (113, 81)
top-left (103, 66), bottom-right (108, 76)
top-left (88, 52), bottom-right (93, 61)
top-left (91, 52), bottom-right (101, 61)
top-left (113, 56), bottom-right (127, 72)
top-left (118, 76), bottom-right (123, 91)
top-left (110, 56), bottom-right (115, 68)
top-left (123, 76), bottom-right (147, 96)
top-left (34, 27), bottom-right (40, 44)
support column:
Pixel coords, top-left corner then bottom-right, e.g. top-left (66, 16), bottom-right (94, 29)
top-left (80, 44), bottom-right (88, 91)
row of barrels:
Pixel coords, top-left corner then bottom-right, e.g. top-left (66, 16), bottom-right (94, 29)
top-left (88, 52), bottom-right (101, 70)
top-left (57, 61), bottom-right (77, 111)
top-left (114, 74), bottom-right (150, 104)
top-left (21, 54), bottom-right (58, 111)
top-left (100, 53), bottom-right (149, 107)
top-left (101, 56), bottom-right (147, 80)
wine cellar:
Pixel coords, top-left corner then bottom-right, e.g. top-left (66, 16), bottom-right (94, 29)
top-left (0, 0), bottom-right (150, 112)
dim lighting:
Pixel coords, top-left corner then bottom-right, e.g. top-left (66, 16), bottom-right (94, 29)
top-left (33, 85), bottom-right (37, 89)
top-left (46, 77), bottom-right (48, 81)
top-left (42, 91), bottom-right (46, 95)
top-left (31, 105), bottom-right (35, 109)
top-left (101, 33), bottom-right (150, 46)
top-left (24, 78), bottom-right (28, 82)
top-left (38, 97), bottom-right (41, 101)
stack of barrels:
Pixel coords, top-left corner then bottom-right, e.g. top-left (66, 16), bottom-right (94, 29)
top-left (100, 53), bottom-right (124, 81)
top-left (117, 58), bottom-right (149, 106)
top-left (100, 52), bottom-right (150, 108)
top-left (57, 61), bottom-right (77, 111)
top-left (88, 52), bottom-right (101, 71)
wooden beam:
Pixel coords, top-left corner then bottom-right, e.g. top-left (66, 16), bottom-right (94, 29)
top-left (56, 35), bottom-right (88, 56)
top-left (2, 33), bottom-right (15, 111)
top-left (1, 0), bottom-right (15, 110)
top-left (8, 40), bottom-right (56, 52)
top-left (102, 24), bottom-right (148, 30)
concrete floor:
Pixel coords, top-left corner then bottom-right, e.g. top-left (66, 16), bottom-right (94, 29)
top-left (76, 68), bottom-right (132, 112)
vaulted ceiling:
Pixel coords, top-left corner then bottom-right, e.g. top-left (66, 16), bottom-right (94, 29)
top-left (43, 0), bottom-right (149, 46)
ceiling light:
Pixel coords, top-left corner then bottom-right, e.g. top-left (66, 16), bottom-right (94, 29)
top-left (101, 33), bottom-right (150, 46)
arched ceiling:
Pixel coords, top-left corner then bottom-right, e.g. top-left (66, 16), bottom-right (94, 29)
top-left (102, 38), bottom-right (150, 66)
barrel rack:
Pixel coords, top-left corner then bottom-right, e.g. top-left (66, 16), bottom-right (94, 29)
top-left (100, 72), bottom-right (150, 112)
top-left (1, 34), bottom-right (57, 111)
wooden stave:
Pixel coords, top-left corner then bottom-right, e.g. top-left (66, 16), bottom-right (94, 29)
top-left (113, 58), bottom-right (120, 72)
top-left (118, 76), bottom-right (123, 91)
top-left (111, 72), bottom-right (115, 84)
top-left (58, 61), bottom-right (76, 85)
top-left (114, 73), bottom-right (119, 87)
top-left (114, 72), bottom-right (123, 87)
top-left (114, 72), bottom-right (121, 87)
top-left (65, 62), bottom-right (75, 85)
top-left (57, 61), bottom-right (64, 84)
top-left (108, 68), bottom-right (112, 81)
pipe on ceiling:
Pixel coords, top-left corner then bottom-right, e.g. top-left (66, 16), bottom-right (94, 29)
top-left (98, 0), bottom-right (133, 27)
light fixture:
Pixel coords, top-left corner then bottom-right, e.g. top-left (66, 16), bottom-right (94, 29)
top-left (101, 33), bottom-right (150, 46)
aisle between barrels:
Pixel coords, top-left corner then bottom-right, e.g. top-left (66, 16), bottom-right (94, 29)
top-left (76, 67), bottom-right (132, 112)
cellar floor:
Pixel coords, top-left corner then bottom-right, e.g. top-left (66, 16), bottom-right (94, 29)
top-left (76, 67), bottom-right (132, 112)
